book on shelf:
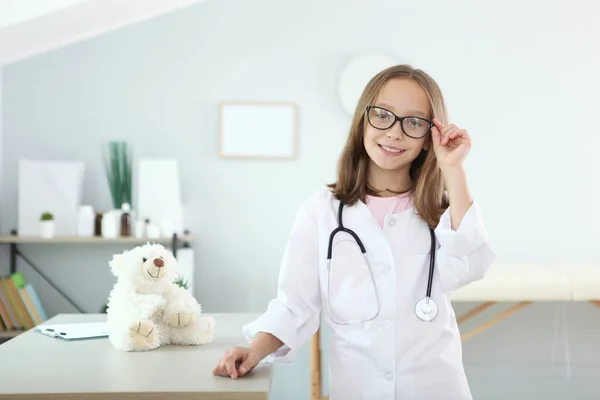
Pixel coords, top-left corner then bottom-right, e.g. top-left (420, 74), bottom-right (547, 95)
top-left (0, 272), bottom-right (47, 336)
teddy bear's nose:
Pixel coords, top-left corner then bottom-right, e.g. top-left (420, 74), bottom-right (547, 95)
top-left (153, 258), bottom-right (164, 268)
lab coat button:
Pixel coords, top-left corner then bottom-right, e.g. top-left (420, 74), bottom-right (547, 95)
top-left (388, 218), bottom-right (396, 227)
top-left (382, 266), bottom-right (391, 274)
top-left (384, 371), bottom-right (393, 381)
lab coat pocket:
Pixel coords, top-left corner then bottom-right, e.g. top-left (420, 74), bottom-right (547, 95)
top-left (325, 234), bottom-right (379, 325)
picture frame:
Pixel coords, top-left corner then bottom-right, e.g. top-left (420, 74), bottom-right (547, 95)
top-left (218, 102), bottom-right (298, 159)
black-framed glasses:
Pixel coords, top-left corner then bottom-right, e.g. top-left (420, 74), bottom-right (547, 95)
top-left (366, 106), bottom-right (433, 139)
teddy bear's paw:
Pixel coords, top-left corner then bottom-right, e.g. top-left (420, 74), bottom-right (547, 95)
top-left (148, 305), bottom-right (162, 318)
top-left (128, 320), bottom-right (158, 348)
top-left (166, 312), bottom-right (194, 328)
top-left (194, 316), bottom-right (215, 344)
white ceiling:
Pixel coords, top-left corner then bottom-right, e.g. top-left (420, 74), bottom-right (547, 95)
top-left (0, 0), bottom-right (205, 65)
top-left (1, 0), bottom-right (86, 28)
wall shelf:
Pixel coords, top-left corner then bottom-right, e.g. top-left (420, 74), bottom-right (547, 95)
top-left (0, 330), bottom-right (24, 339)
top-left (0, 231), bottom-right (192, 320)
top-left (0, 235), bottom-right (193, 244)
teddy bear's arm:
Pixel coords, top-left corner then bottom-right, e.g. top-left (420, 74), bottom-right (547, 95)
top-left (132, 293), bottom-right (167, 319)
top-left (165, 286), bottom-right (202, 315)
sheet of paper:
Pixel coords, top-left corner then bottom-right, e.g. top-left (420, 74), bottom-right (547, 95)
top-left (36, 321), bottom-right (109, 340)
top-left (136, 158), bottom-right (184, 234)
top-left (18, 159), bottom-right (84, 236)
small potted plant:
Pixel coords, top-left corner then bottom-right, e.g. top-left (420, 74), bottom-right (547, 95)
top-left (40, 212), bottom-right (55, 238)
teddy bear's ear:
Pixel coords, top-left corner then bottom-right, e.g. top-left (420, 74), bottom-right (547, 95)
top-left (108, 253), bottom-right (124, 276)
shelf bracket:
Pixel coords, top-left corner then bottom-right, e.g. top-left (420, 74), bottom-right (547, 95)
top-left (171, 233), bottom-right (178, 258)
top-left (15, 247), bottom-right (85, 313)
top-left (9, 243), bottom-right (16, 275)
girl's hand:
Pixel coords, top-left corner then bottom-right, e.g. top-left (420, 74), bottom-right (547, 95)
top-left (431, 118), bottom-right (472, 170)
top-left (213, 346), bottom-right (262, 379)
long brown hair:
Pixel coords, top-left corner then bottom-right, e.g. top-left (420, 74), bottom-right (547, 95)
top-left (328, 64), bottom-right (449, 228)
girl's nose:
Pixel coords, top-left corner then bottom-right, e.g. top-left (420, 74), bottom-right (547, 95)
top-left (386, 122), bottom-right (404, 140)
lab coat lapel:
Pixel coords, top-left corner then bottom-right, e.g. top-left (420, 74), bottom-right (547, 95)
top-left (394, 207), bottom-right (432, 255)
top-left (338, 199), bottom-right (395, 263)
top-left (331, 199), bottom-right (399, 322)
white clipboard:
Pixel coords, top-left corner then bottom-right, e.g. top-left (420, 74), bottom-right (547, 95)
top-left (36, 322), bottom-right (109, 340)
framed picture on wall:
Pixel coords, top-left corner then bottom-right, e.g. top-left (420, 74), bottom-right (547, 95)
top-left (218, 102), bottom-right (298, 159)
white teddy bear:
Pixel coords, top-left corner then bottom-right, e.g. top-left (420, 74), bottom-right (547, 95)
top-left (106, 242), bottom-right (214, 351)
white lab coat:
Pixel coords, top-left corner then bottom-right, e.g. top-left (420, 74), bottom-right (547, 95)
top-left (243, 187), bottom-right (495, 400)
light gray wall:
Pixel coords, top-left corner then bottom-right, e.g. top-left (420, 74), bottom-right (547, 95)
top-left (0, 68), bottom-right (3, 200)
top-left (2, 0), bottom-right (600, 399)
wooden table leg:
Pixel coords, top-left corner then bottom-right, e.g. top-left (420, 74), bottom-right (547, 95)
top-left (456, 301), bottom-right (495, 324)
top-left (461, 301), bottom-right (532, 342)
top-left (311, 329), bottom-right (322, 400)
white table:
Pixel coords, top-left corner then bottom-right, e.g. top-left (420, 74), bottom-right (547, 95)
top-left (0, 313), bottom-right (273, 399)
top-left (309, 263), bottom-right (600, 400)
top-left (449, 264), bottom-right (600, 341)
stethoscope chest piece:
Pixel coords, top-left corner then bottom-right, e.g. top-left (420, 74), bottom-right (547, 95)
top-left (415, 297), bottom-right (438, 322)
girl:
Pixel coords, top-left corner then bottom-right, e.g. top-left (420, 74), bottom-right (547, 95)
top-left (213, 64), bottom-right (495, 400)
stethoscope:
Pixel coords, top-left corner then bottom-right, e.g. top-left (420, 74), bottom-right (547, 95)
top-left (326, 201), bottom-right (438, 325)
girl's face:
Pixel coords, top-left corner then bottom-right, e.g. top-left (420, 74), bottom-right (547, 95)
top-left (363, 78), bottom-right (432, 173)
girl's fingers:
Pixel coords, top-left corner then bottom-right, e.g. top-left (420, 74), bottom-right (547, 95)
top-left (442, 125), bottom-right (460, 145)
top-left (433, 118), bottom-right (470, 147)
top-left (213, 363), bottom-right (226, 376)
top-left (225, 358), bottom-right (238, 379)
top-left (431, 125), bottom-right (442, 146)
top-left (449, 129), bottom-right (468, 143)
top-left (433, 119), bottom-right (456, 145)
top-left (449, 129), bottom-right (465, 141)
top-left (216, 352), bottom-right (228, 373)
top-left (432, 117), bottom-right (445, 131)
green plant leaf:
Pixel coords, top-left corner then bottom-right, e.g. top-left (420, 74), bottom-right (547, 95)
top-left (173, 276), bottom-right (189, 290)
top-left (103, 141), bottom-right (132, 209)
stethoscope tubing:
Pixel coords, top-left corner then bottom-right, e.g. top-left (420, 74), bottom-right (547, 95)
top-left (326, 200), bottom-right (437, 324)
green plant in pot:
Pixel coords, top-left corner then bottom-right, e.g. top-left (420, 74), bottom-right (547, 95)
top-left (103, 141), bottom-right (132, 210)
top-left (39, 212), bottom-right (55, 238)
